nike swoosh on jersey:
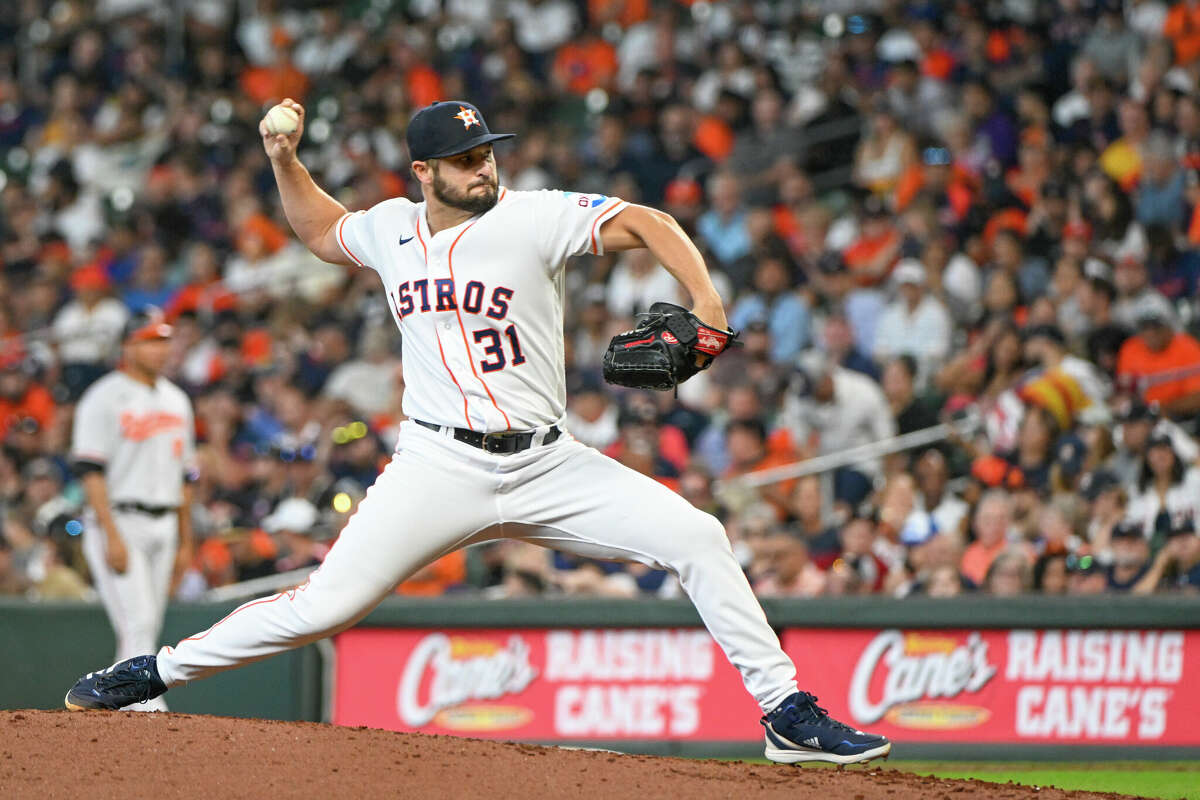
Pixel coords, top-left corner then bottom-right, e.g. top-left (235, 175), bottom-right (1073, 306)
top-left (399, 235), bottom-right (414, 245)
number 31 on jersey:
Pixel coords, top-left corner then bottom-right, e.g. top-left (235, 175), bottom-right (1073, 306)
top-left (387, 278), bottom-right (527, 374)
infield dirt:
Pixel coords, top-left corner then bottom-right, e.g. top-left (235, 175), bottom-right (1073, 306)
top-left (1, 709), bottom-right (1145, 799)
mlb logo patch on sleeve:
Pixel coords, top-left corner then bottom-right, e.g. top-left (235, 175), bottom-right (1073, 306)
top-left (562, 191), bottom-right (608, 208)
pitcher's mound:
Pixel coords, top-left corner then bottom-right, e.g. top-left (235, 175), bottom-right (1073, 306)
top-left (1, 710), bottom-right (1135, 799)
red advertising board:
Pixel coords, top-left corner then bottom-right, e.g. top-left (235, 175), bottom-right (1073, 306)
top-left (784, 629), bottom-right (1200, 745)
top-left (333, 626), bottom-right (1200, 746)
top-left (333, 628), bottom-right (762, 740)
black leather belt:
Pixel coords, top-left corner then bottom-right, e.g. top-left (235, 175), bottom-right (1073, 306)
top-left (113, 502), bottom-right (178, 517)
top-left (414, 419), bottom-right (561, 454)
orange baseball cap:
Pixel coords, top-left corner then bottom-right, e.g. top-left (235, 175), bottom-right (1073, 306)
top-left (70, 264), bottom-right (111, 291)
top-left (124, 309), bottom-right (174, 343)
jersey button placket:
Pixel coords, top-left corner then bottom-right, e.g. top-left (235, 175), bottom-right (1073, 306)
top-left (430, 252), bottom-right (479, 417)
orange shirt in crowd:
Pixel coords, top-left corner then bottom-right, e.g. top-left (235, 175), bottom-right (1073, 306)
top-left (1116, 331), bottom-right (1200, 407)
top-left (166, 282), bottom-right (238, 320)
top-left (553, 37), bottom-right (618, 95)
top-left (406, 65), bottom-right (444, 109)
top-left (842, 228), bottom-right (901, 286)
top-left (960, 539), bottom-right (1008, 587)
top-left (240, 63), bottom-right (311, 106)
top-left (588, 0), bottom-right (649, 27)
top-left (1165, 2), bottom-right (1200, 64)
top-left (692, 115), bottom-right (734, 162)
top-left (237, 212), bottom-right (288, 256)
top-left (0, 383), bottom-right (55, 438)
top-left (396, 550), bottom-right (467, 596)
top-left (724, 431), bottom-right (802, 517)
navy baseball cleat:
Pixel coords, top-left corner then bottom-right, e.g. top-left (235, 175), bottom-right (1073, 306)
top-left (64, 655), bottom-right (167, 711)
top-left (762, 691), bottom-right (891, 765)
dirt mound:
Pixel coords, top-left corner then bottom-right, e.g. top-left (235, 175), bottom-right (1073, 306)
top-left (1, 710), bottom-right (1140, 800)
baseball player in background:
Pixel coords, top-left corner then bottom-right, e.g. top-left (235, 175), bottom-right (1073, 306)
top-left (69, 311), bottom-right (195, 712)
top-left (65, 100), bottom-right (890, 763)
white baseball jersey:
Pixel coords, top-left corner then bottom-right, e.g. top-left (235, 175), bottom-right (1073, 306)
top-left (334, 187), bottom-right (627, 432)
top-left (71, 371), bottom-right (196, 506)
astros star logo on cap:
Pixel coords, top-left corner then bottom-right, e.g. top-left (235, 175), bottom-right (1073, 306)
top-left (453, 106), bottom-right (481, 130)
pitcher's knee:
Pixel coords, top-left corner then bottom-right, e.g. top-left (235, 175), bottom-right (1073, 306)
top-left (696, 514), bottom-right (734, 554)
top-left (665, 512), bottom-right (733, 567)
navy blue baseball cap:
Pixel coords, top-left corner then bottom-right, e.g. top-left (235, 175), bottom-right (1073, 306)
top-left (406, 101), bottom-right (514, 162)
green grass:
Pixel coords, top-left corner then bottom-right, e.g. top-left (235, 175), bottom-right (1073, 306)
top-left (888, 761), bottom-right (1200, 799)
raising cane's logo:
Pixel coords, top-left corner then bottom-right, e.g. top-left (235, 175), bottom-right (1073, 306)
top-left (848, 630), bottom-right (997, 728)
top-left (397, 634), bottom-right (537, 729)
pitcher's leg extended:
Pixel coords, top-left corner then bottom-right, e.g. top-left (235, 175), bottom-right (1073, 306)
top-left (66, 427), bottom-right (498, 710)
top-left (509, 440), bottom-right (891, 764)
top-left (157, 455), bottom-right (490, 686)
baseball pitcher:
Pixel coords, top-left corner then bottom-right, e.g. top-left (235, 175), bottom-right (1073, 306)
top-left (65, 100), bottom-right (889, 764)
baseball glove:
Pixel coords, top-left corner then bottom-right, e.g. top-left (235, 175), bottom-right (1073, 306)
top-left (602, 301), bottom-right (738, 391)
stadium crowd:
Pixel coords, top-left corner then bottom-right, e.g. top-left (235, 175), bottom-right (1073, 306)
top-left (1, 0), bottom-right (1199, 603)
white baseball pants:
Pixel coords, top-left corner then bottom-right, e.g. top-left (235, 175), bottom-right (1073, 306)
top-left (156, 421), bottom-right (798, 712)
top-left (83, 508), bottom-right (178, 712)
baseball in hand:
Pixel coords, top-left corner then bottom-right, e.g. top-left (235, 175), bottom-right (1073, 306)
top-left (264, 104), bottom-right (300, 136)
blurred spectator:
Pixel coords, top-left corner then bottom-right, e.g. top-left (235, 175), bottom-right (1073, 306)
top-left (1126, 432), bottom-right (1200, 538)
top-left (926, 564), bottom-right (967, 598)
top-left (605, 393), bottom-right (688, 488)
top-left (785, 476), bottom-right (838, 567)
top-left (1116, 306), bottom-right (1200, 418)
top-left (962, 490), bottom-right (1017, 586)
top-left (1106, 520), bottom-right (1152, 592)
top-left (722, 416), bottom-right (798, 513)
top-left (572, 286), bottom-right (615, 370)
top-left (1136, 131), bottom-right (1187, 227)
top-left (1133, 516), bottom-right (1200, 593)
top-left (818, 311), bottom-right (879, 381)
top-left (727, 89), bottom-right (803, 206)
top-left (835, 515), bottom-right (888, 595)
top-left (121, 245), bottom-right (175, 314)
top-left (728, 253), bottom-right (811, 365)
top-left (323, 326), bottom-right (401, 420)
top-left (914, 449), bottom-right (969, 541)
top-left (0, 357), bottom-right (55, 442)
top-left (881, 353), bottom-right (930, 430)
top-left (752, 531), bottom-right (826, 598)
top-left (565, 372), bottom-right (619, 449)
top-left (1033, 552), bottom-right (1070, 595)
top-left (983, 549), bottom-right (1033, 596)
top-left (1067, 552), bottom-right (1109, 595)
top-left (872, 260), bottom-right (953, 375)
top-left (783, 350), bottom-right (894, 506)
top-left (697, 172), bottom-right (752, 268)
top-left (1081, 468), bottom-right (1127, 549)
top-left (606, 248), bottom-right (684, 317)
top-left (853, 105), bottom-right (916, 195)
top-left (53, 265), bottom-right (130, 399)
top-left (0, 541), bottom-right (32, 595)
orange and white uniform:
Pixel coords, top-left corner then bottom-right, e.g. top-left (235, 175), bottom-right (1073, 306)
top-left (72, 370), bottom-right (195, 711)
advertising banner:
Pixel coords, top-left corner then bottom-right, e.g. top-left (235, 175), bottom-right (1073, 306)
top-left (333, 628), bottom-right (762, 740)
top-left (333, 626), bottom-right (1199, 746)
top-left (784, 628), bottom-right (1200, 745)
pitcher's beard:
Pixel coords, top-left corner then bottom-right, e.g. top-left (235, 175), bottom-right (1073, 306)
top-left (432, 171), bottom-right (499, 214)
